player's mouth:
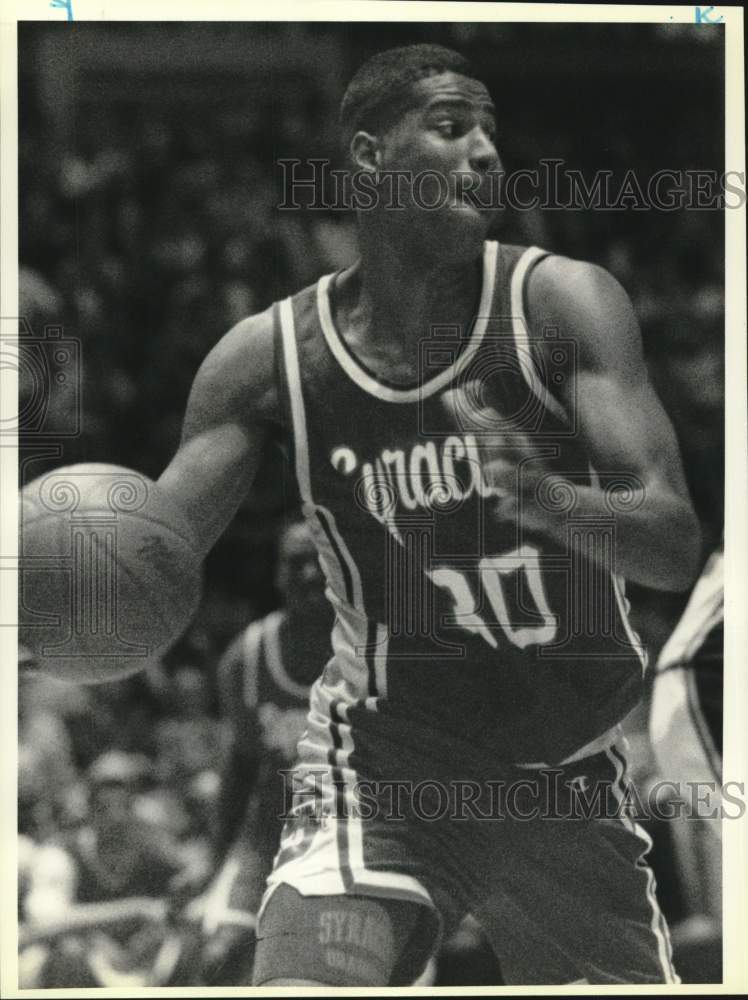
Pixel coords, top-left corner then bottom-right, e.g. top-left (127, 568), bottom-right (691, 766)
top-left (451, 171), bottom-right (496, 215)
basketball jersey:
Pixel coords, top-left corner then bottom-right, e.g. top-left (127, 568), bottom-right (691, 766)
top-left (273, 242), bottom-right (647, 772)
top-left (240, 610), bottom-right (316, 840)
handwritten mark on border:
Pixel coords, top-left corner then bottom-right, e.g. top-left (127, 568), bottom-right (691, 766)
top-left (695, 6), bottom-right (724, 23)
top-left (50, 0), bottom-right (74, 21)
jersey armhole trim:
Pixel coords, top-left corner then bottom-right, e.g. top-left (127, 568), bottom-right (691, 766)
top-left (242, 622), bottom-right (263, 708)
top-left (263, 610), bottom-right (311, 700)
top-left (510, 247), bottom-right (569, 425)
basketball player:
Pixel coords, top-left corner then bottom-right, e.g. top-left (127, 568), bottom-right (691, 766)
top-left (157, 45), bottom-right (701, 985)
top-left (194, 521), bottom-right (332, 984)
top-left (649, 542), bottom-right (723, 967)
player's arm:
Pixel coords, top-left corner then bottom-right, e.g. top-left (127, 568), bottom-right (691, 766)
top-left (213, 633), bottom-right (263, 865)
top-left (519, 257), bottom-right (700, 592)
top-left (157, 308), bottom-right (279, 555)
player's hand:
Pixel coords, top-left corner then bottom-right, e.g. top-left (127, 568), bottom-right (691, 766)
top-left (442, 382), bottom-right (554, 528)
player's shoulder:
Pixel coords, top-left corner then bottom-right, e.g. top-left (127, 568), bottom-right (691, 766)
top-left (497, 242), bottom-right (622, 301)
top-left (527, 252), bottom-right (628, 310)
top-left (524, 251), bottom-right (639, 363)
top-left (193, 305), bottom-right (279, 424)
top-left (196, 279), bottom-right (323, 426)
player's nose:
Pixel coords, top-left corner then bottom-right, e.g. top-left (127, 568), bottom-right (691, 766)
top-left (468, 128), bottom-right (499, 174)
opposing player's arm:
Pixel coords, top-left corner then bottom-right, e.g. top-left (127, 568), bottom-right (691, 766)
top-left (158, 308), bottom-right (279, 557)
top-left (523, 257), bottom-right (701, 592)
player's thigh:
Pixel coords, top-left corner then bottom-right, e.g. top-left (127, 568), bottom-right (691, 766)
top-left (470, 807), bottom-right (679, 984)
top-left (252, 884), bottom-right (439, 987)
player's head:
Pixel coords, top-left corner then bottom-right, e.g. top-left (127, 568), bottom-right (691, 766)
top-left (276, 519), bottom-right (326, 612)
top-left (340, 44), bottom-right (501, 260)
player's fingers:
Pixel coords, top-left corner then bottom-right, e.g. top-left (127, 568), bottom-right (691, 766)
top-left (442, 382), bottom-right (503, 432)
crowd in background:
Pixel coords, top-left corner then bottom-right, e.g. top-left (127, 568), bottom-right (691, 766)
top-left (17, 21), bottom-right (725, 986)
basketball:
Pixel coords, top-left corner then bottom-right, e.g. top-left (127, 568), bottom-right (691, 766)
top-left (19, 463), bottom-right (203, 684)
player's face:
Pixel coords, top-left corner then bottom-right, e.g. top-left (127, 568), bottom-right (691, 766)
top-left (287, 547), bottom-right (326, 607)
top-left (278, 526), bottom-right (326, 610)
top-left (376, 72), bottom-right (502, 258)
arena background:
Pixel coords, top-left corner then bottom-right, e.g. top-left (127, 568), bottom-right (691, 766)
top-left (17, 21), bottom-right (725, 987)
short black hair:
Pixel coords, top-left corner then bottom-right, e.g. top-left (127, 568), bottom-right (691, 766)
top-left (339, 44), bottom-right (477, 155)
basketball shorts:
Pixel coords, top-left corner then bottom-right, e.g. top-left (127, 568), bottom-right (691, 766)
top-left (253, 740), bottom-right (679, 986)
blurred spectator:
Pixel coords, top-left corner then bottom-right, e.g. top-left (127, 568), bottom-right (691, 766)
top-left (20, 751), bottom-right (194, 987)
top-left (154, 667), bottom-right (223, 790)
top-left (18, 665), bottom-right (79, 840)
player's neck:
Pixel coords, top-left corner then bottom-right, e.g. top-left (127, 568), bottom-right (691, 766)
top-left (349, 227), bottom-right (484, 348)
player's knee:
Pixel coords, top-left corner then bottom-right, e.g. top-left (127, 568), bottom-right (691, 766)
top-left (253, 885), bottom-right (435, 987)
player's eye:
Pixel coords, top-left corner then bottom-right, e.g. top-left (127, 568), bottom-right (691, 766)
top-left (435, 120), bottom-right (462, 139)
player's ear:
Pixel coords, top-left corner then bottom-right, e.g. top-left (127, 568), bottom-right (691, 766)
top-left (349, 131), bottom-right (382, 174)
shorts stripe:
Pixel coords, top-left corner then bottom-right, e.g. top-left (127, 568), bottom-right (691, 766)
top-left (263, 694), bottom-right (435, 919)
top-left (333, 701), bottom-right (435, 909)
top-left (365, 619), bottom-right (378, 697)
top-left (642, 859), bottom-right (677, 982)
top-left (329, 699), bottom-right (354, 891)
top-left (606, 744), bottom-right (679, 984)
